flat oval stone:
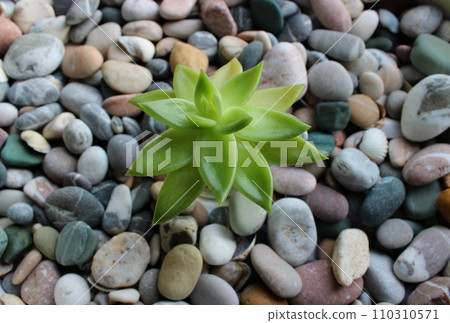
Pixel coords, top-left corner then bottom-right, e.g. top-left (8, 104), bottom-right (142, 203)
top-left (407, 277), bottom-right (450, 305)
top-left (139, 269), bottom-right (162, 305)
top-left (377, 62), bottom-right (403, 94)
top-left (33, 226), bottom-right (59, 260)
top-left (163, 19), bottom-right (204, 39)
top-left (271, 165), bottom-right (316, 196)
top-left (342, 50), bottom-right (378, 77)
top-left (199, 224), bottom-right (236, 266)
top-left (332, 229), bottom-right (370, 287)
top-left (308, 29), bottom-right (365, 62)
top-left (188, 31), bottom-right (218, 61)
top-left (55, 221), bottom-right (98, 266)
top-left (7, 202), bottom-right (34, 225)
top-left (121, 0), bottom-right (159, 22)
top-left (60, 82), bottom-right (103, 116)
top-left (169, 41), bottom-right (208, 73)
top-left (363, 250), bottom-right (405, 304)
top-left (61, 45), bottom-right (103, 78)
top-left (201, 0), bottom-right (237, 37)
top-left (251, 244), bottom-right (302, 298)
top-left (400, 5), bottom-right (443, 38)
top-left (238, 40), bottom-right (263, 71)
top-left (86, 22), bottom-right (122, 57)
top-left (108, 288), bottom-right (140, 304)
top-left (160, 0), bottom-right (195, 20)
top-left (210, 261), bottom-right (251, 291)
top-left (289, 259), bottom-right (363, 305)
top-left (376, 219), bottom-right (414, 249)
top-left (3, 34), bottom-right (64, 80)
top-left (359, 71), bottom-right (384, 99)
top-left (91, 232), bottom-right (150, 288)
top-left (77, 146), bottom-right (109, 186)
top-left (20, 260), bottom-right (60, 305)
top-left (360, 176), bottom-right (406, 227)
top-left (400, 75), bottom-right (450, 142)
top-left (12, 249), bottom-right (42, 285)
top-left (302, 184), bottom-right (349, 223)
top-left (158, 244), bottom-right (203, 300)
top-left (402, 144), bottom-right (450, 186)
top-left (62, 119), bottom-right (93, 155)
top-left (102, 60), bottom-right (152, 93)
top-left (267, 198), bottom-right (317, 267)
top-left (42, 147), bottom-right (77, 186)
top-left (347, 94), bottom-right (380, 128)
top-left (122, 20), bottom-right (163, 42)
top-left (311, 0), bottom-right (352, 32)
top-left (8, 77), bottom-right (59, 107)
top-left (102, 184), bottom-right (132, 235)
top-left (228, 191), bottom-right (267, 236)
top-left (15, 103), bottom-right (63, 131)
top-left (411, 34), bottom-right (450, 76)
top-left (393, 226), bottom-right (450, 283)
top-left (189, 274), bottom-right (239, 305)
top-left (331, 148), bottom-right (379, 192)
top-left (2, 225), bottom-right (32, 264)
top-left (0, 103), bottom-right (18, 128)
top-left (278, 13), bottom-right (312, 43)
top-left (103, 94), bottom-right (142, 117)
top-left (308, 61), bottom-right (353, 101)
top-left (80, 103), bottom-right (113, 141)
top-left (44, 186), bottom-right (104, 230)
top-left (54, 273), bottom-right (91, 305)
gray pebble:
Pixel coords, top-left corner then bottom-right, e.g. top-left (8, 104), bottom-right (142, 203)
top-left (91, 180), bottom-right (117, 207)
top-left (69, 10), bottom-right (103, 44)
top-left (386, 90), bottom-right (406, 119)
top-left (122, 117), bottom-right (142, 137)
top-left (62, 119), bottom-right (93, 155)
top-left (379, 162), bottom-right (402, 178)
top-left (15, 103), bottom-right (63, 131)
top-left (0, 161), bottom-right (6, 189)
top-left (308, 61), bottom-right (354, 101)
top-left (139, 269), bottom-right (161, 305)
top-left (189, 274), bottom-right (239, 305)
top-left (209, 207), bottom-right (230, 227)
top-left (275, 0), bottom-right (299, 18)
top-left (1, 273), bottom-right (21, 296)
top-left (188, 31), bottom-right (218, 61)
top-left (376, 219), bottom-right (413, 249)
top-left (147, 81), bottom-right (172, 92)
top-left (77, 146), bottom-right (109, 185)
top-left (101, 7), bottom-right (125, 24)
top-left (60, 82), bottom-right (103, 115)
top-left (80, 103), bottom-right (114, 141)
top-left (107, 134), bottom-right (138, 174)
top-left (54, 0), bottom-right (72, 15)
top-left (278, 13), bottom-right (312, 43)
top-left (146, 59), bottom-right (170, 81)
top-left (7, 77), bottom-right (60, 107)
top-left (379, 9), bottom-right (399, 34)
top-left (238, 41), bottom-right (264, 71)
top-left (94, 292), bottom-right (109, 305)
top-left (131, 180), bottom-right (153, 214)
top-left (102, 184), bottom-right (132, 235)
top-left (128, 211), bottom-right (153, 236)
top-left (7, 202), bottom-right (34, 225)
top-left (400, 5), bottom-right (443, 38)
top-left (33, 205), bottom-right (52, 227)
top-left (0, 83), bottom-right (9, 102)
top-left (306, 50), bottom-right (328, 69)
top-left (230, 6), bottom-right (253, 33)
top-left (43, 147), bottom-right (77, 186)
top-left (63, 172), bottom-right (93, 191)
top-left (66, 0), bottom-right (99, 25)
top-left (141, 114), bottom-right (166, 134)
top-left (3, 34), bottom-right (65, 80)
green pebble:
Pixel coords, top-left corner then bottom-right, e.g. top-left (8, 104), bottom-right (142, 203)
top-left (0, 227), bottom-right (8, 259)
top-left (315, 102), bottom-right (351, 131)
top-left (410, 34), bottom-right (450, 76)
top-left (365, 37), bottom-right (393, 52)
top-left (33, 226), bottom-right (59, 260)
top-left (0, 134), bottom-right (44, 167)
top-left (316, 217), bottom-right (351, 239)
top-left (55, 221), bottom-right (99, 266)
top-left (308, 131), bottom-right (335, 158)
top-left (403, 181), bottom-right (441, 221)
top-left (251, 0), bottom-right (284, 35)
top-left (2, 225), bottom-right (32, 263)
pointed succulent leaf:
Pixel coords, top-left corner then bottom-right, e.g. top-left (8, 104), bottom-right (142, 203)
top-left (173, 65), bottom-right (199, 102)
top-left (236, 105), bottom-right (309, 141)
top-left (195, 132), bottom-right (237, 204)
top-left (246, 84), bottom-right (305, 112)
top-left (127, 129), bottom-right (196, 177)
top-left (129, 90), bottom-right (175, 106)
top-left (184, 111), bottom-right (217, 128)
top-left (194, 70), bottom-right (221, 119)
top-left (211, 57), bottom-right (243, 89)
top-left (153, 165), bottom-right (206, 224)
top-left (137, 99), bottom-right (202, 131)
top-left (234, 140), bottom-right (273, 212)
top-left (260, 136), bottom-right (327, 166)
top-left (213, 106), bottom-right (253, 134)
top-left (220, 62), bottom-right (263, 109)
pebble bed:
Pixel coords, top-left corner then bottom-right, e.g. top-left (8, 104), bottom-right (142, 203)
top-left (0, 0), bottom-right (450, 306)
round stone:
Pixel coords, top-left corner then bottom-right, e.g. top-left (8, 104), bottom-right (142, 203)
top-left (20, 260), bottom-right (60, 305)
top-left (158, 244), bottom-right (203, 300)
top-left (86, 22), bottom-right (122, 56)
top-left (360, 176), bottom-right (406, 227)
top-left (43, 147), bottom-right (77, 186)
top-left (60, 82), bottom-right (103, 116)
top-left (91, 232), bottom-right (150, 288)
top-left (376, 219), bottom-right (414, 249)
top-left (122, 20), bottom-right (163, 42)
top-left (62, 119), bottom-right (93, 155)
top-left (42, 112), bottom-right (76, 140)
top-left (163, 19), bottom-right (204, 40)
top-left (199, 224), bottom-right (236, 266)
top-left (80, 103), bottom-right (114, 141)
top-left (251, 244), bottom-right (302, 298)
top-left (347, 94), bottom-right (380, 128)
top-left (228, 191), bottom-right (267, 236)
top-left (377, 62), bottom-right (403, 94)
top-left (44, 186), bottom-right (104, 230)
top-left (61, 45), bottom-right (103, 79)
top-left (33, 226), bottom-right (59, 260)
top-left (189, 274), bottom-right (239, 305)
top-left (7, 202), bottom-right (34, 225)
top-left (3, 34), bottom-right (64, 80)
top-left (379, 8), bottom-right (399, 33)
top-left (77, 146), bottom-right (109, 186)
top-left (0, 103), bottom-right (18, 128)
top-left (238, 41), bottom-right (263, 71)
top-left (15, 103), bottom-right (63, 131)
top-left (302, 184), bottom-right (349, 223)
top-left (349, 10), bottom-right (379, 41)
top-left (403, 181), bottom-right (441, 221)
top-left (54, 274), bottom-right (90, 305)
top-left (332, 228), bottom-right (370, 287)
top-left (146, 58), bottom-right (170, 80)
top-left (102, 60), bottom-right (151, 93)
top-left (359, 71), bottom-right (384, 99)
top-left (188, 31), bottom-right (218, 61)
top-left (311, 0), bottom-right (352, 32)
top-left (400, 5), bottom-right (443, 38)
top-left (271, 165), bottom-right (317, 196)
top-left (267, 198), bottom-right (317, 267)
top-left (0, 189), bottom-right (32, 217)
top-left (308, 61), bottom-right (353, 101)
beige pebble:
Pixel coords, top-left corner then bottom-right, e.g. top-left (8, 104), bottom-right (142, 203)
top-left (388, 138), bottom-right (420, 168)
top-left (377, 62), bottom-right (403, 94)
top-left (42, 112), bottom-right (75, 140)
top-left (31, 223), bottom-right (42, 234)
top-left (341, 0), bottom-right (364, 19)
top-left (12, 249), bottom-right (42, 285)
top-left (20, 130), bottom-right (51, 154)
top-left (169, 41), bottom-right (208, 73)
top-left (0, 294), bottom-right (25, 305)
top-left (149, 233), bottom-right (161, 267)
top-left (0, 218), bottom-right (15, 229)
top-left (109, 288), bottom-right (140, 304)
top-left (150, 181), bottom-right (163, 200)
top-left (118, 36), bottom-right (155, 63)
top-left (163, 19), bottom-right (203, 39)
top-left (160, 0), bottom-right (197, 20)
top-left (122, 20), bottom-right (163, 42)
top-left (219, 36), bottom-right (248, 60)
top-left (86, 22), bottom-right (122, 57)
top-left (292, 42), bottom-right (307, 63)
top-left (0, 261), bottom-right (14, 276)
top-left (107, 45), bottom-right (132, 62)
top-left (359, 71), bottom-right (384, 99)
top-left (332, 228), bottom-right (370, 287)
top-left (13, 0), bottom-right (55, 33)
top-left (342, 50), bottom-right (378, 77)
top-left (155, 37), bottom-right (178, 57)
top-left (61, 45), bottom-right (103, 79)
top-left (102, 60), bottom-right (152, 93)
top-left (347, 94), bottom-right (380, 128)
top-left (254, 31), bottom-right (272, 54)
top-left (29, 15), bottom-right (70, 44)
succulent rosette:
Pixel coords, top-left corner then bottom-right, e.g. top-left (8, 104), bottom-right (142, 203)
top-left (127, 58), bottom-right (325, 224)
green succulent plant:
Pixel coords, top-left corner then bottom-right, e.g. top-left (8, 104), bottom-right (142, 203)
top-left (127, 58), bottom-right (325, 225)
